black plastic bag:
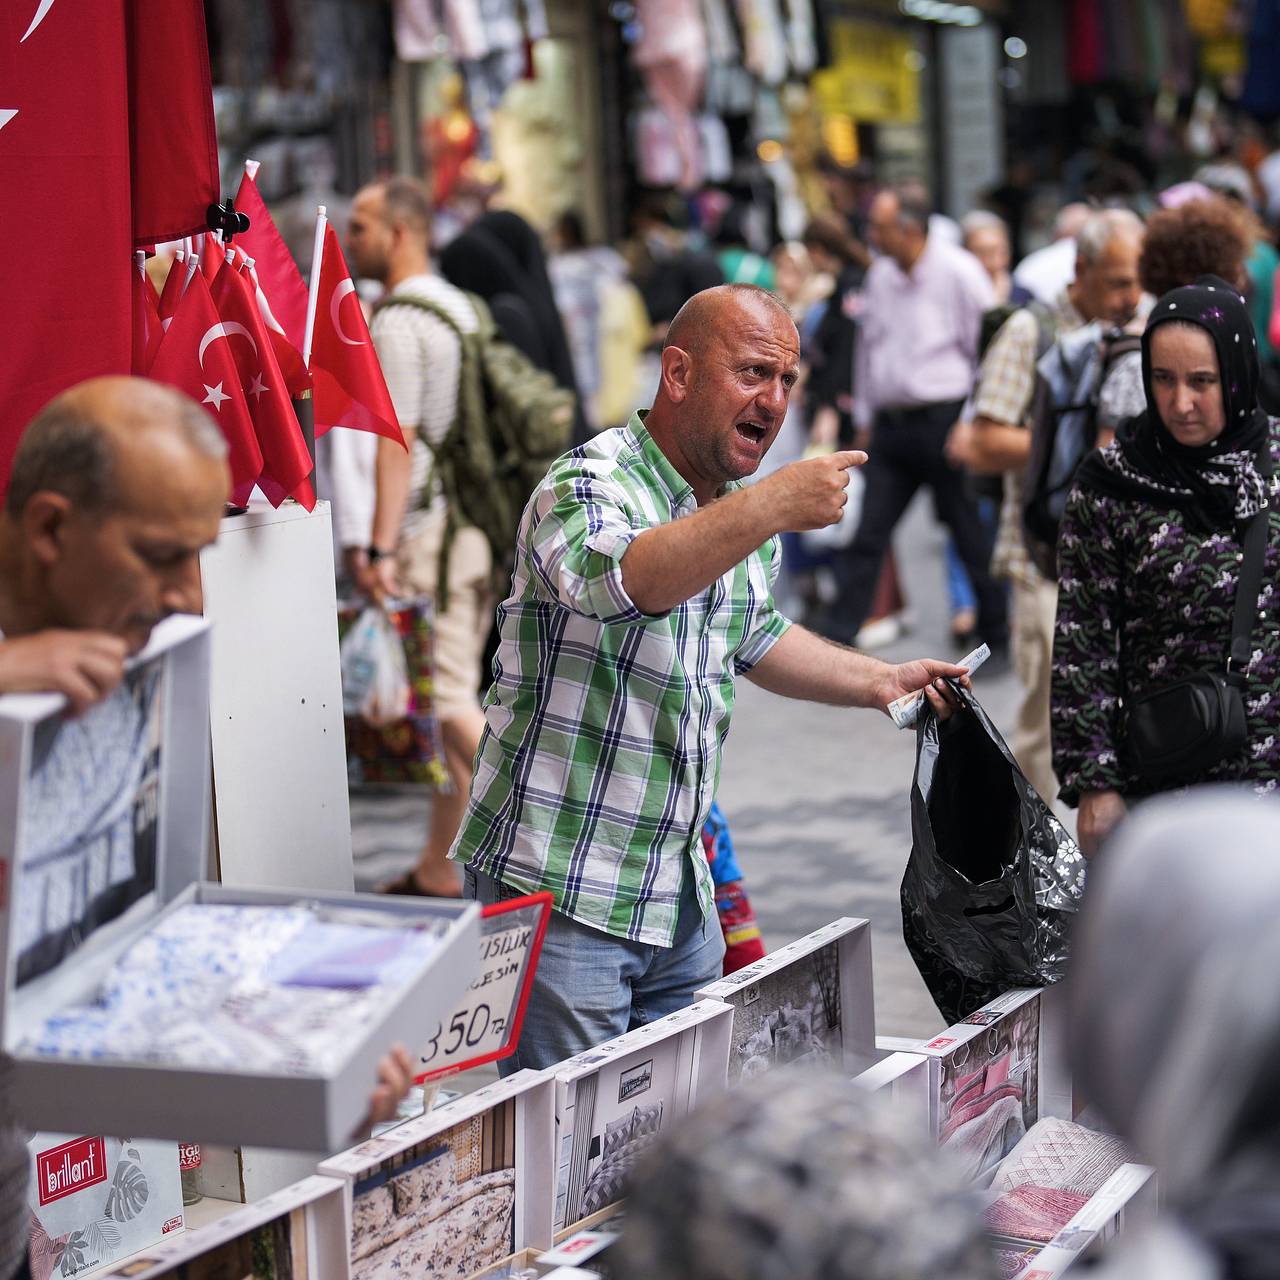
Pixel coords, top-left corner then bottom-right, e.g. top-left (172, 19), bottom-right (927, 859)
top-left (901, 683), bottom-right (1086, 1024)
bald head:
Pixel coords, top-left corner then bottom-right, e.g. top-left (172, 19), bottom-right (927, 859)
top-left (2, 377), bottom-right (231, 652)
top-left (663, 284), bottom-right (797, 359)
top-left (9, 377), bottom-right (228, 521)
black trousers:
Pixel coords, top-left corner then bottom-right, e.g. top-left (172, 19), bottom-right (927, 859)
top-left (831, 400), bottom-right (1008, 646)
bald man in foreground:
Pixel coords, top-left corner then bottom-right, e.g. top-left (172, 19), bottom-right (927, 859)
top-left (452, 284), bottom-right (969, 1071)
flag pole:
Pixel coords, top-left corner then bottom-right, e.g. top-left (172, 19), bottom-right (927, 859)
top-left (302, 205), bottom-right (327, 370)
top-left (297, 204), bottom-right (327, 484)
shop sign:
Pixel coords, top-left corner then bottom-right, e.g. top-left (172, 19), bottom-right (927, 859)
top-left (812, 20), bottom-right (921, 123)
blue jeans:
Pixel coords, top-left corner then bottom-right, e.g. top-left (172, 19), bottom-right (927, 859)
top-left (464, 864), bottom-right (726, 1074)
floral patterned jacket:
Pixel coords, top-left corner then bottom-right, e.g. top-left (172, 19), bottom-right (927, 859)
top-left (1051, 425), bottom-right (1280, 805)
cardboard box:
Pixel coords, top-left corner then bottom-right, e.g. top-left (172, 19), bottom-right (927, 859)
top-left (552, 999), bottom-right (733, 1234)
top-left (0, 614), bottom-right (480, 1151)
top-left (90, 1174), bottom-right (348, 1280)
top-left (27, 1134), bottom-right (184, 1280)
top-left (991, 1162), bottom-right (1156, 1278)
top-left (852, 1049), bottom-right (931, 1130)
top-left (695, 918), bottom-right (876, 1082)
top-left (318, 1068), bottom-right (556, 1280)
top-left (916, 987), bottom-right (1072, 1182)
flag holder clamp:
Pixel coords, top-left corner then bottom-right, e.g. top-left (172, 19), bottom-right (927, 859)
top-left (206, 197), bottom-right (250, 245)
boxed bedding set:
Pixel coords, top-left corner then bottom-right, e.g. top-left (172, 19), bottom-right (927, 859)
top-left (91, 1174), bottom-right (348, 1280)
top-left (918, 986), bottom-right (1154, 1276)
top-left (27, 1134), bottom-right (184, 1280)
top-left (318, 1068), bottom-right (556, 1280)
top-left (0, 614), bottom-right (480, 1151)
top-left (552, 1000), bottom-right (733, 1234)
top-left (694, 917), bottom-right (876, 1081)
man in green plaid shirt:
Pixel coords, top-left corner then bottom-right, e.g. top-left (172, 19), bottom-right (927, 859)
top-left (452, 285), bottom-right (967, 1072)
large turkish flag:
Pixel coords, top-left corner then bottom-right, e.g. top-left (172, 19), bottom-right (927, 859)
top-left (0, 0), bottom-right (218, 490)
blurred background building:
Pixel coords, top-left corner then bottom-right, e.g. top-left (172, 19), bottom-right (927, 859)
top-left (201, 0), bottom-right (1279, 264)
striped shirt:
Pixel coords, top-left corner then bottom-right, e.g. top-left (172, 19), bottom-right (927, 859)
top-left (450, 412), bottom-right (792, 946)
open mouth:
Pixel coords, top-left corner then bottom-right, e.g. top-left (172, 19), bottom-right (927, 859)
top-left (734, 422), bottom-right (768, 447)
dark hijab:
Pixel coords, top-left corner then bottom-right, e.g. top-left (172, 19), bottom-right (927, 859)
top-left (441, 212), bottom-right (586, 440)
top-left (1078, 275), bottom-right (1270, 531)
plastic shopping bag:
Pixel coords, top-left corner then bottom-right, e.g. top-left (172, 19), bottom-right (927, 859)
top-left (339, 605), bottom-right (413, 728)
top-left (900, 683), bottom-right (1086, 1024)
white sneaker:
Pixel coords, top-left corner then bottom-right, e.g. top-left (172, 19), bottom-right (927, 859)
top-left (854, 615), bottom-right (904, 650)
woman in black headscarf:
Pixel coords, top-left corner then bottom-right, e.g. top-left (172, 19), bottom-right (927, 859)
top-left (440, 212), bottom-right (588, 442)
top-left (1051, 276), bottom-right (1280, 855)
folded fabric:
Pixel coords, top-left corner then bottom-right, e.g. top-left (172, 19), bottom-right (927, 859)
top-left (991, 1117), bottom-right (1132, 1198)
top-left (21, 903), bottom-right (445, 1075)
top-left (983, 1184), bottom-right (1090, 1244)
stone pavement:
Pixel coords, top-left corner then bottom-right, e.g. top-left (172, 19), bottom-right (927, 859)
top-left (351, 495), bottom-right (1060, 1042)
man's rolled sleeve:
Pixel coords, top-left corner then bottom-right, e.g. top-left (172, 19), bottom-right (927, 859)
top-left (528, 470), bottom-right (664, 624)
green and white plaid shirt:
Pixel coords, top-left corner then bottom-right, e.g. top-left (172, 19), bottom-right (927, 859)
top-left (450, 412), bottom-right (792, 946)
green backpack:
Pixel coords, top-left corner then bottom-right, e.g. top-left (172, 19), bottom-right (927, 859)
top-left (376, 291), bottom-right (575, 606)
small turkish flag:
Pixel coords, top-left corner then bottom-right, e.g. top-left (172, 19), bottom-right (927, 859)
top-left (132, 260), bottom-right (163, 374)
top-left (211, 258), bottom-right (316, 510)
top-left (310, 223), bottom-right (404, 446)
top-left (237, 256), bottom-right (311, 399)
top-left (234, 169), bottom-right (309, 351)
top-left (157, 253), bottom-right (189, 324)
top-left (149, 269), bottom-right (262, 503)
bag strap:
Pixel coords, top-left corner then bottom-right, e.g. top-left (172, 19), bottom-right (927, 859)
top-left (1228, 442), bottom-right (1274, 684)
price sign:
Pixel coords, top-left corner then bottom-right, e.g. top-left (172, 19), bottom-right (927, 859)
top-left (416, 891), bottom-right (552, 1081)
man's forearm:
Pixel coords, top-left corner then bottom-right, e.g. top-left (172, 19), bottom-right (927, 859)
top-left (370, 426), bottom-right (416, 552)
top-left (969, 416), bottom-right (1030, 473)
top-left (744, 625), bottom-right (891, 709)
top-left (621, 487), bottom-right (777, 615)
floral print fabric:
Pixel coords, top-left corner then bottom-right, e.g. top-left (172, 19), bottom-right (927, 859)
top-left (1051, 423), bottom-right (1280, 804)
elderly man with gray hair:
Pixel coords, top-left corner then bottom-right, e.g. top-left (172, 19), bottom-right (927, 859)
top-left (946, 207), bottom-right (1146, 807)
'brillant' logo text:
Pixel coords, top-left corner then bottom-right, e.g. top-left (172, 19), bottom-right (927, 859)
top-left (37, 1136), bottom-right (107, 1206)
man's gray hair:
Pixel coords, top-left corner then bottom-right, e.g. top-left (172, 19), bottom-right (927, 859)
top-left (1076, 208), bottom-right (1145, 265)
top-left (7, 381), bottom-right (227, 518)
top-left (960, 210), bottom-right (1007, 241)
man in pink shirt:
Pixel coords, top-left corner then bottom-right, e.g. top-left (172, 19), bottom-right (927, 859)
top-left (815, 186), bottom-right (1008, 655)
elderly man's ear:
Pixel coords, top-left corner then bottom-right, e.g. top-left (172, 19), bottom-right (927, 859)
top-left (20, 492), bottom-right (74, 569)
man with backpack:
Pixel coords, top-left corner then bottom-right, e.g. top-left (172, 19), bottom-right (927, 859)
top-left (344, 177), bottom-right (573, 896)
top-left (947, 208), bottom-right (1145, 806)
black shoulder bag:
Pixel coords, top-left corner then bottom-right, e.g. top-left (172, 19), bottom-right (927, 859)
top-left (1125, 447), bottom-right (1273, 781)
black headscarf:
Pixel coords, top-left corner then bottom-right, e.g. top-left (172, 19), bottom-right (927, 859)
top-left (1078, 275), bottom-right (1271, 531)
top-left (441, 212), bottom-right (587, 441)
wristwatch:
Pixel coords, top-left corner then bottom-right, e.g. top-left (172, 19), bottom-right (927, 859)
top-left (366, 546), bottom-right (394, 564)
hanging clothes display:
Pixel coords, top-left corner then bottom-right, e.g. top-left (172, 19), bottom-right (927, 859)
top-left (734, 0), bottom-right (788, 86)
top-left (392, 0), bottom-right (489, 63)
top-left (632, 0), bottom-right (708, 192)
top-left (783, 0), bottom-right (817, 78)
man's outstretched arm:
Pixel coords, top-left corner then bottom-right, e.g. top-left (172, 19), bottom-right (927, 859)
top-left (744, 624), bottom-right (968, 717)
top-left (621, 452), bottom-right (863, 616)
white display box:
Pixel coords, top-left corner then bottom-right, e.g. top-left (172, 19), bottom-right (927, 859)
top-left (92, 1174), bottom-right (349, 1280)
top-left (552, 999), bottom-right (733, 1233)
top-left (695, 918), bottom-right (876, 1082)
top-left (853, 1049), bottom-right (931, 1131)
top-left (0, 614), bottom-right (480, 1151)
top-left (318, 1068), bottom-right (556, 1280)
top-left (917, 987), bottom-right (1072, 1186)
top-left (27, 1134), bottom-right (184, 1279)
top-left (988, 1162), bottom-right (1156, 1278)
